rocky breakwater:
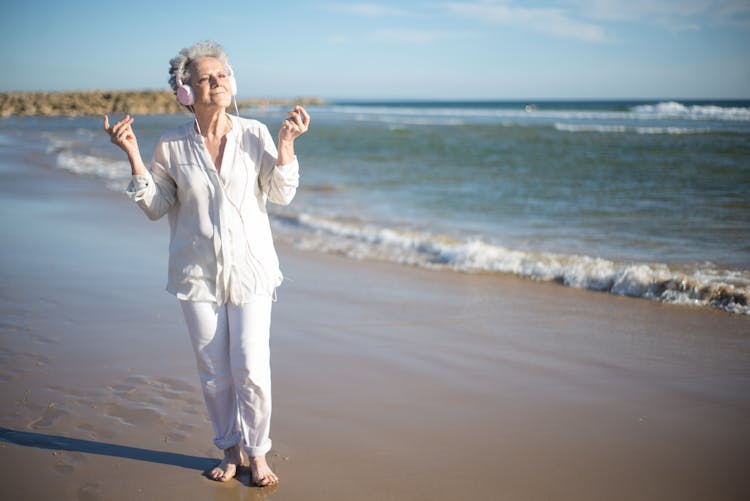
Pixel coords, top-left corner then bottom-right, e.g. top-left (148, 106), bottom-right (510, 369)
top-left (0, 91), bottom-right (325, 117)
top-left (0, 91), bottom-right (186, 117)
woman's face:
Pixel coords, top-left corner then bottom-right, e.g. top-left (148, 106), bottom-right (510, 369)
top-left (188, 56), bottom-right (233, 110)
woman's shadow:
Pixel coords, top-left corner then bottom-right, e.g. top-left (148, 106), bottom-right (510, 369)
top-left (0, 426), bottom-right (216, 471)
top-left (1, 427), bottom-right (280, 496)
top-left (0, 426), bottom-right (278, 492)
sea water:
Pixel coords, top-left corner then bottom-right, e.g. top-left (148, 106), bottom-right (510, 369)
top-left (1, 100), bottom-right (748, 314)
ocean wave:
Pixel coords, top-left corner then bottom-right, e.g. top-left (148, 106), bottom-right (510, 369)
top-left (630, 101), bottom-right (750, 121)
top-left (554, 123), bottom-right (627, 133)
top-left (553, 123), bottom-right (710, 134)
top-left (325, 101), bottom-right (750, 124)
top-left (634, 126), bottom-right (710, 134)
top-left (272, 211), bottom-right (749, 315)
top-left (328, 104), bottom-right (631, 123)
top-left (46, 135), bottom-right (131, 192)
top-left (353, 113), bottom-right (467, 126)
top-left (55, 150), bottom-right (128, 181)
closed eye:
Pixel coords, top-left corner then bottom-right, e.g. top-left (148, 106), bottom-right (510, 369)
top-left (196, 73), bottom-right (227, 85)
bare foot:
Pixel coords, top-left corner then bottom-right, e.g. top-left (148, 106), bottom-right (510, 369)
top-left (208, 443), bottom-right (244, 482)
top-left (249, 455), bottom-right (279, 487)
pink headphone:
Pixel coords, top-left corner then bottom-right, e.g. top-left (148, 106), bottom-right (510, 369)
top-left (176, 63), bottom-right (237, 106)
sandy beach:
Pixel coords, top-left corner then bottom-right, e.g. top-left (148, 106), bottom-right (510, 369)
top-left (1, 155), bottom-right (749, 500)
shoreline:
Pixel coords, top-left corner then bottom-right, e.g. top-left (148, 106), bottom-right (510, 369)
top-left (1, 149), bottom-right (749, 500)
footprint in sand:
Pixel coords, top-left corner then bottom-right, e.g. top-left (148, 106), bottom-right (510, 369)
top-left (28, 402), bottom-right (69, 429)
top-left (104, 402), bottom-right (165, 427)
top-left (154, 376), bottom-right (196, 393)
top-left (107, 384), bottom-right (139, 401)
top-left (76, 423), bottom-right (98, 439)
top-left (0, 346), bottom-right (47, 378)
top-left (123, 375), bottom-right (151, 386)
top-left (164, 430), bottom-right (189, 443)
top-left (77, 481), bottom-right (102, 501)
top-left (52, 450), bottom-right (87, 476)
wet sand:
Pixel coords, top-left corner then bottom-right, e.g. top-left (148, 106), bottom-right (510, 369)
top-left (1, 158), bottom-right (749, 500)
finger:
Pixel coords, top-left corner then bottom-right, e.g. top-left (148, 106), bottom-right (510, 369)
top-left (289, 111), bottom-right (306, 131)
top-left (107, 119), bottom-right (121, 139)
top-left (112, 119), bottom-right (132, 137)
top-left (288, 112), bottom-right (303, 127)
top-left (297, 106), bottom-right (310, 124)
top-left (295, 109), bottom-right (306, 125)
top-left (111, 123), bottom-right (125, 138)
top-left (280, 123), bottom-right (298, 139)
top-left (112, 115), bottom-right (133, 129)
top-left (115, 116), bottom-right (133, 131)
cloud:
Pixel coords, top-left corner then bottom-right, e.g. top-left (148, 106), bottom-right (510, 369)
top-left (568, 0), bottom-right (750, 30)
top-left (322, 3), bottom-right (408, 18)
top-left (569, 0), bottom-right (709, 20)
top-left (440, 1), bottom-right (608, 42)
top-left (714, 0), bottom-right (750, 28)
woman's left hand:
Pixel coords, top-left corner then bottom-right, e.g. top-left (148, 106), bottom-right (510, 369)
top-left (278, 105), bottom-right (310, 143)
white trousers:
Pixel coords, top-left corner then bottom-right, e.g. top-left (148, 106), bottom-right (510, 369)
top-left (179, 296), bottom-right (273, 457)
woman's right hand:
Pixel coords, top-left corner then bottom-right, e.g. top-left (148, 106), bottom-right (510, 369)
top-left (103, 114), bottom-right (140, 157)
top-left (103, 114), bottom-right (147, 176)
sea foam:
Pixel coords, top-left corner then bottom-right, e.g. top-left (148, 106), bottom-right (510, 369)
top-left (553, 123), bottom-right (710, 134)
top-left (273, 211), bottom-right (750, 315)
top-left (46, 134), bottom-right (132, 192)
top-left (631, 101), bottom-right (750, 121)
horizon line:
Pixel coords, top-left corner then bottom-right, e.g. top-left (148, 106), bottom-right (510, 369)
top-left (1, 89), bottom-right (749, 103)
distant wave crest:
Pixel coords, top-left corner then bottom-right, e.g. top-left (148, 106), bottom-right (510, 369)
top-left (630, 101), bottom-right (750, 121)
top-left (553, 123), bottom-right (711, 135)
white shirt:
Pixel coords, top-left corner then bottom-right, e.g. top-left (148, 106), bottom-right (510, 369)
top-left (126, 114), bottom-right (299, 305)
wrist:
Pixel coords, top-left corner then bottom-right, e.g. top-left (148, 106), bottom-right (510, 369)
top-left (278, 137), bottom-right (295, 148)
top-left (277, 139), bottom-right (295, 156)
top-left (126, 146), bottom-right (141, 162)
top-left (127, 152), bottom-right (146, 176)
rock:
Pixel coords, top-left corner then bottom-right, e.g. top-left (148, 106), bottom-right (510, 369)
top-left (0, 91), bottom-right (325, 117)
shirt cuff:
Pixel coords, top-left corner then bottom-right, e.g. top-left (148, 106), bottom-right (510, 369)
top-left (125, 174), bottom-right (151, 201)
top-left (275, 156), bottom-right (298, 173)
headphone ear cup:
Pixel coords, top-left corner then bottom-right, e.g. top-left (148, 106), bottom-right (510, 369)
top-left (228, 75), bottom-right (237, 97)
top-left (176, 83), bottom-right (194, 106)
top-left (226, 64), bottom-right (238, 97)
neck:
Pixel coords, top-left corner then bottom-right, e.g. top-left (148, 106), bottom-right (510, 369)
top-left (193, 107), bottom-right (230, 138)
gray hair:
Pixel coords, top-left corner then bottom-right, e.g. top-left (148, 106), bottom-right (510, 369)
top-left (168, 41), bottom-right (230, 91)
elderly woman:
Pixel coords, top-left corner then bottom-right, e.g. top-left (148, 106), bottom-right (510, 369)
top-left (103, 41), bottom-right (309, 487)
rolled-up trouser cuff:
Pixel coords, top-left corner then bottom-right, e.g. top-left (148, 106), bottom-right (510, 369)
top-left (214, 431), bottom-right (242, 450)
top-left (245, 439), bottom-right (272, 457)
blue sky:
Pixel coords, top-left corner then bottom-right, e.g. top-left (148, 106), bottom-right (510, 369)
top-left (2, 0), bottom-right (749, 99)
